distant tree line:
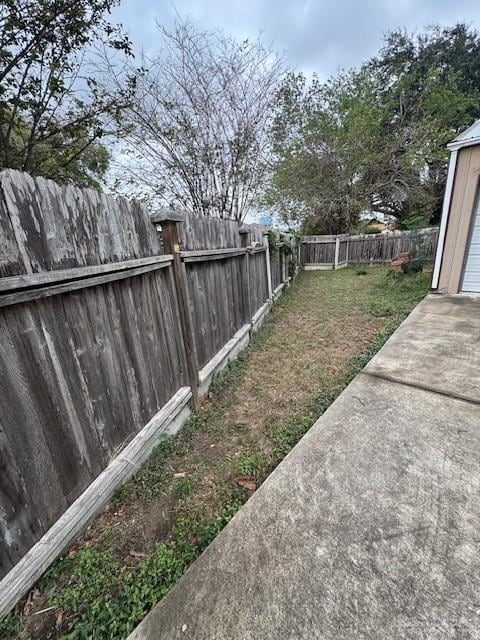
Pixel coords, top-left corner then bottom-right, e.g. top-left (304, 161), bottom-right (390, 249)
top-left (264, 24), bottom-right (480, 232)
top-left (1, 5), bottom-right (479, 228)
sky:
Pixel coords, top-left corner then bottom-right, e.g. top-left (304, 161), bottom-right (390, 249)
top-left (111, 0), bottom-right (480, 80)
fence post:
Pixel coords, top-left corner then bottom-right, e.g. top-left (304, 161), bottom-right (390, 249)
top-left (263, 231), bottom-right (273, 299)
top-left (334, 236), bottom-right (340, 270)
top-left (239, 226), bottom-right (252, 323)
top-left (282, 235), bottom-right (289, 284)
top-left (151, 210), bottom-right (200, 410)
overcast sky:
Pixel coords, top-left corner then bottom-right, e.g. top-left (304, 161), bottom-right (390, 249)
top-left (111, 0), bottom-right (480, 79)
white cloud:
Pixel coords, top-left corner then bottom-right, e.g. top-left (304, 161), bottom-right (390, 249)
top-left (111, 0), bottom-right (480, 78)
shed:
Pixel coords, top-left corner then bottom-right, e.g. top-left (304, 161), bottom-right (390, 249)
top-left (432, 120), bottom-right (480, 293)
top-left (433, 119), bottom-right (480, 293)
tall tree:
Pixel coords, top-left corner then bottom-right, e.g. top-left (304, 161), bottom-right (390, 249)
top-left (107, 21), bottom-right (285, 220)
top-left (370, 23), bottom-right (480, 225)
top-left (265, 70), bottom-right (383, 233)
top-left (0, 0), bottom-right (132, 187)
top-left (267, 24), bottom-right (480, 232)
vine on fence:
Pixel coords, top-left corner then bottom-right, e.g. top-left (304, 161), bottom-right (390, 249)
top-left (267, 230), bottom-right (278, 256)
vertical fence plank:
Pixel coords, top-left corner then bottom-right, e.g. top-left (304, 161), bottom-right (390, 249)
top-left (263, 233), bottom-right (273, 298)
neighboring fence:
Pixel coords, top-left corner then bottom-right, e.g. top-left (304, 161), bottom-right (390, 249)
top-left (0, 169), bottom-right (296, 614)
top-left (301, 227), bottom-right (439, 269)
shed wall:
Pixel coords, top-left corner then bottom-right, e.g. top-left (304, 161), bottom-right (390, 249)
top-left (438, 144), bottom-right (480, 293)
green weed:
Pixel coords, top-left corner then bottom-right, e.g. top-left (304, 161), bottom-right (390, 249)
top-left (173, 476), bottom-right (193, 499)
top-left (113, 437), bottom-right (175, 505)
top-left (234, 447), bottom-right (268, 479)
top-left (210, 356), bottom-right (246, 394)
top-left (33, 495), bottom-right (245, 640)
top-left (0, 614), bottom-right (24, 640)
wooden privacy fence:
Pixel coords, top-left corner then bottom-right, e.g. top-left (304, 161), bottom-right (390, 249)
top-left (0, 169), bottom-right (296, 615)
top-left (301, 227), bottom-right (439, 269)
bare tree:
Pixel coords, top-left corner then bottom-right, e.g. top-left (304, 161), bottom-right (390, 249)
top-left (106, 21), bottom-right (284, 221)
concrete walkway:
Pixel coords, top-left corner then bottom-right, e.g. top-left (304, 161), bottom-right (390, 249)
top-left (130, 294), bottom-right (480, 640)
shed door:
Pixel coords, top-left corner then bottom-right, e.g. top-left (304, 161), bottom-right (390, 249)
top-left (462, 191), bottom-right (480, 292)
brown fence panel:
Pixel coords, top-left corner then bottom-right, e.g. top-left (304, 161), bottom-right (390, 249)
top-left (301, 237), bottom-right (336, 267)
top-left (302, 228), bottom-right (439, 268)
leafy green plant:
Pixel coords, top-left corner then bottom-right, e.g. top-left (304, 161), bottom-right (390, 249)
top-left (181, 411), bottom-right (209, 439)
top-left (173, 476), bottom-right (193, 499)
top-left (364, 299), bottom-right (395, 317)
top-left (267, 230), bottom-right (278, 256)
top-left (234, 447), bottom-right (268, 479)
top-left (401, 257), bottom-right (427, 274)
top-left (36, 495), bottom-right (245, 640)
top-left (266, 414), bottom-right (314, 461)
top-left (288, 257), bottom-right (297, 278)
top-left (365, 271), bottom-right (429, 318)
top-left (210, 356), bottom-right (246, 394)
top-left (0, 613), bottom-right (23, 640)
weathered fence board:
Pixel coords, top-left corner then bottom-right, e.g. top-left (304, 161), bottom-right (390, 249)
top-left (178, 214), bottom-right (243, 250)
top-left (0, 267), bottom-right (188, 575)
top-left (338, 238), bottom-right (348, 264)
top-left (302, 228), bottom-right (439, 269)
top-left (0, 170), bottom-right (293, 595)
top-left (301, 238), bottom-right (336, 267)
top-left (270, 252), bottom-right (280, 290)
top-left (347, 229), bottom-right (438, 264)
top-left (0, 169), bottom-right (162, 277)
top-left (186, 255), bottom-right (247, 368)
top-left (248, 249), bottom-right (269, 316)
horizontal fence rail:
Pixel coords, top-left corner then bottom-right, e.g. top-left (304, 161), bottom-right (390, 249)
top-left (302, 228), bottom-right (439, 269)
top-left (0, 169), bottom-right (297, 615)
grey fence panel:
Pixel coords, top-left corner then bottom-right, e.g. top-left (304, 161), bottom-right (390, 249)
top-left (302, 228), bottom-right (439, 268)
top-left (0, 265), bottom-right (187, 578)
top-left (248, 250), bottom-right (269, 314)
top-left (179, 214), bottom-right (242, 250)
top-left (338, 239), bottom-right (348, 264)
top-left (270, 252), bottom-right (282, 290)
top-left (0, 169), bottom-right (162, 277)
top-left (185, 255), bottom-right (247, 369)
top-left (301, 239), bottom-right (336, 266)
top-left (0, 170), bottom-right (291, 584)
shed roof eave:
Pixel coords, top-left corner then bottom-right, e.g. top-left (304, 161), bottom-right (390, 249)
top-left (447, 136), bottom-right (480, 152)
top-left (447, 118), bottom-right (480, 151)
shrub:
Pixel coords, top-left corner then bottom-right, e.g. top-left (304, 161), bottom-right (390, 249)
top-left (401, 257), bottom-right (425, 274)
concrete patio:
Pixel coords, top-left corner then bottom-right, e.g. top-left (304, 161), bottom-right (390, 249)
top-left (129, 294), bottom-right (480, 640)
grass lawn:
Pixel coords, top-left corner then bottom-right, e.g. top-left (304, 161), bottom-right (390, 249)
top-left (1, 267), bottom-right (430, 640)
